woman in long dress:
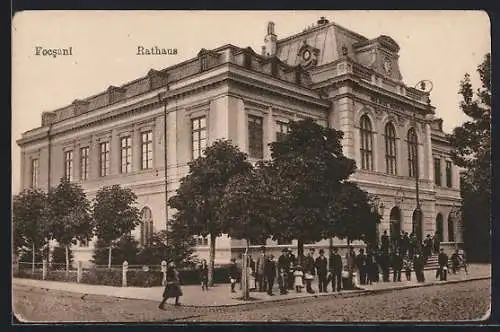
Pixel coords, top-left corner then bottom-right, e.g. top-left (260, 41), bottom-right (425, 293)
top-left (159, 261), bottom-right (183, 309)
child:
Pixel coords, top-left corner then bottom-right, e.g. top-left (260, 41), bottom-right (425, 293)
top-left (293, 264), bottom-right (304, 293)
top-left (198, 259), bottom-right (209, 291)
top-left (403, 255), bottom-right (412, 281)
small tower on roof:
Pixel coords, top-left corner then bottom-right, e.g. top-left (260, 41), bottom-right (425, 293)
top-left (263, 21), bottom-right (277, 57)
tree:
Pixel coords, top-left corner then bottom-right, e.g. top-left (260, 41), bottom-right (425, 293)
top-left (221, 161), bottom-right (274, 299)
top-left (327, 182), bottom-right (381, 246)
top-left (47, 177), bottom-right (93, 273)
top-left (267, 119), bottom-right (357, 258)
top-left (168, 139), bottom-right (253, 285)
top-left (448, 53), bottom-right (491, 262)
top-left (137, 217), bottom-right (197, 268)
top-left (93, 185), bottom-right (141, 268)
top-left (13, 188), bottom-right (50, 273)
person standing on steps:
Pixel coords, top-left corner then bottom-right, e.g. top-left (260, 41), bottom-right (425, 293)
top-left (159, 261), bottom-right (182, 309)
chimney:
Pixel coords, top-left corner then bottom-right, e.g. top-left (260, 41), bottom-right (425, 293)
top-left (264, 21), bottom-right (277, 56)
top-left (317, 17), bottom-right (329, 26)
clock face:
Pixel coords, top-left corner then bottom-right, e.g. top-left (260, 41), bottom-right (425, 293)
top-left (302, 50), bottom-right (311, 61)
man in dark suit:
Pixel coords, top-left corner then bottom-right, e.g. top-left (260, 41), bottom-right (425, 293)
top-left (391, 250), bottom-right (403, 282)
top-left (255, 246), bottom-right (267, 292)
top-left (437, 248), bottom-right (449, 281)
top-left (264, 254), bottom-right (277, 295)
top-left (329, 247), bottom-right (343, 292)
top-left (277, 248), bottom-right (290, 295)
top-left (356, 248), bottom-right (368, 285)
top-left (304, 248), bottom-right (316, 293)
top-left (315, 249), bottom-right (328, 293)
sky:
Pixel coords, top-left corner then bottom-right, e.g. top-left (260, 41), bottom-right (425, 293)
top-left (11, 10), bottom-right (491, 194)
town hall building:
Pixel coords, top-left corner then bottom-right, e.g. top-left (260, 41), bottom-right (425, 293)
top-left (17, 18), bottom-right (463, 265)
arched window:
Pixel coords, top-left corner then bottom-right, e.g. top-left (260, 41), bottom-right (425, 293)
top-left (385, 122), bottom-right (397, 175)
top-left (360, 115), bottom-right (373, 170)
top-left (389, 206), bottom-right (402, 240)
top-left (140, 207), bottom-right (154, 247)
top-left (435, 213), bottom-right (444, 242)
top-left (412, 208), bottom-right (423, 243)
top-left (407, 128), bottom-right (418, 177)
top-left (447, 214), bottom-right (455, 242)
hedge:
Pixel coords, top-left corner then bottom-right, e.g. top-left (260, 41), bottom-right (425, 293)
top-left (13, 265), bottom-right (235, 288)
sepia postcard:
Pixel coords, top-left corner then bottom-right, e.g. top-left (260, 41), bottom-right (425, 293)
top-left (12, 10), bottom-right (491, 323)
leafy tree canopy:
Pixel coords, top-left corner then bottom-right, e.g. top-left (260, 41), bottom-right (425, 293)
top-left (267, 119), bottom-right (357, 246)
top-left (221, 161), bottom-right (274, 244)
top-left (47, 177), bottom-right (93, 247)
top-left (93, 185), bottom-right (141, 245)
top-left (13, 188), bottom-right (49, 251)
top-left (168, 139), bottom-right (253, 238)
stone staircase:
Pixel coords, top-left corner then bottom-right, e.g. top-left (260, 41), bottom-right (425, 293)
top-left (387, 254), bottom-right (440, 274)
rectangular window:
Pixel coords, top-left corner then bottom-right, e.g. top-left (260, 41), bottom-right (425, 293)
top-left (80, 147), bottom-right (89, 181)
top-left (446, 161), bottom-right (452, 188)
top-left (434, 158), bottom-right (442, 186)
top-left (191, 116), bottom-right (207, 160)
top-left (79, 238), bottom-right (89, 247)
top-left (276, 121), bottom-right (289, 142)
top-left (99, 142), bottom-right (110, 177)
top-left (141, 131), bottom-right (153, 170)
top-left (120, 136), bottom-right (132, 174)
top-left (30, 158), bottom-right (39, 188)
top-left (248, 115), bottom-right (263, 159)
top-left (64, 150), bottom-right (73, 181)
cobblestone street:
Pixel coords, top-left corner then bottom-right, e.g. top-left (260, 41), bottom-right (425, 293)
top-left (13, 279), bottom-right (490, 323)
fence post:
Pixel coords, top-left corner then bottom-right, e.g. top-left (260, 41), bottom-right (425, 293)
top-left (42, 259), bottom-right (47, 280)
top-left (161, 260), bottom-right (167, 286)
top-left (122, 261), bottom-right (128, 287)
top-left (77, 261), bottom-right (83, 283)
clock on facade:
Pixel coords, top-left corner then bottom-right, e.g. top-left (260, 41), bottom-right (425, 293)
top-left (302, 49), bottom-right (311, 61)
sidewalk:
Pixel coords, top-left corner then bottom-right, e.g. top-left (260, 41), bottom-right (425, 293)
top-left (357, 263), bottom-right (491, 292)
top-left (13, 264), bottom-right (490, 308)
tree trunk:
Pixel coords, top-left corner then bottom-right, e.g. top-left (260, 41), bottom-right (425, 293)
top-left (65, 245), bottom-right (70, 276)
top-left (297, 239), bottom-right (304, 266)
top-left (242, 240), bottom-right (250, 300)
top-left (108, 246), bottom-right (112, 269)
top-left (32, 243), bottom-right (35, 274)
top-left (208, 234), bottom-right (216, 286)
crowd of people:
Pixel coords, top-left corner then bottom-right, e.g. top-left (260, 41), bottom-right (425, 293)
top-left (158, 231), bottom-right (468, 307)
